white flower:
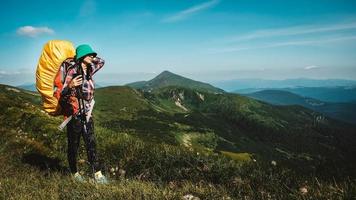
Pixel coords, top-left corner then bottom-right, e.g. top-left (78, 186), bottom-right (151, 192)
top-left (299, 187), bottom-right (308, 195)
top-left (271, 160), bottom-right (277, 166)
top-left (182, 194), bottom-right (200, 200)
top-left (183, 194), bottom-right (194, 200)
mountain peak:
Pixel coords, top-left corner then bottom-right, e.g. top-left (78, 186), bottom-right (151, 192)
top-left (155, 70), bottom-right (180, 79)
top-left (127, 70), bottom-right (224, 93)
top-left (160, 70), bottom-right (174, 75)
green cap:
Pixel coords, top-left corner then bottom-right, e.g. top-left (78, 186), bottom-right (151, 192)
top-left (75, 44), bottom-right (97, 61)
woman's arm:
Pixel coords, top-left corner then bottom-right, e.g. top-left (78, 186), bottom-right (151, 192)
top-left (90, 57), bottom-right (105, 76)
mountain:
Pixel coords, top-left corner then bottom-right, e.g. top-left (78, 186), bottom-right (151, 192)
top-left (280, 86), bottom-right (356, 103)
top-left (245, 90), bottom-right (323, 105)
top-left (235, 86), bottom-right (356, 103)
top-left (245, 90), bottom-right (356, 124)
top-left (95, 85), bottom-right (356, 176)
top-left (17, 83), bottom-right (37, 91)
top-left (126, 70), bottom-right (225, 94)
top-left (213, 78), bottom-right (356, 92)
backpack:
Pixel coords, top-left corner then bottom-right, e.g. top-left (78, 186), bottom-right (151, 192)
top-left (36, 40), bottom-right (77, 116)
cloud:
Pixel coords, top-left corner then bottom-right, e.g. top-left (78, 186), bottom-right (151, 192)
top-left (211, 35), bottom-right (356, 53)
top-left (304, 65), bottom-right (321, 70)
top-left (0, 70), bottom-right (30, 75)
top-left (79, 0), bottom-right (96, 17)
top-left (16, 26), bottom-right (54, 37)
top-left (162, 0), bottom-right (220, 23)
top-left (229, 21), bottom-right (356, 42)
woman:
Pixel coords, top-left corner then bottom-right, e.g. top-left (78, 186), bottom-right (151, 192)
top-left (61, 44), bottom-right (108, 184)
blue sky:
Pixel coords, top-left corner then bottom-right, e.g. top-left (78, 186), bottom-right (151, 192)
top-left (1, 0), bottom-right (356, 85)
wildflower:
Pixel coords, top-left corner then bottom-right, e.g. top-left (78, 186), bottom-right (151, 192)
top-left (183, 194), bottom-right (200, 200)
top-left (271, 160), bottom-right (277, 166)
top-left (110, 167), bottom-right (115, 173)
top-left (299, 186), bottom-right (308, 195)
top-left (252, 159), bottom-right (257, 162)
top-left (78, 159), bottom-right (86, 164)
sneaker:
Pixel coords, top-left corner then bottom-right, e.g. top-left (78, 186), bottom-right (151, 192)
top-left (94, 171), bottom-right (109, 184)
top-left (73, 172), bottom-right (85, 183)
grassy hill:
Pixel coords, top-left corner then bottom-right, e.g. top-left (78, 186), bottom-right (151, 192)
top-left (234, 86), bottom-right (356, 103)
top-left (245, 90), bottom-right (356, 124)
top-left (1, 84), bottom-right (356, 199)
top-left (126, 70), bottom-right (225, 94)
top-left (281, 86), bottom-right (356, 103)
top-left (95, 85), bottom-right (356, 177)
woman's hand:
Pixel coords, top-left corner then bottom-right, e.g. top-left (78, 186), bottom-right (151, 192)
top-left (69, 75), bottom-right (83, 88)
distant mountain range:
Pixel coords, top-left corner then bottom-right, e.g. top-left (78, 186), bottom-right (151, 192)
top-left (235, 86), bottom-right (356, 103)
top-left (213, 78), bottom-right (356, 92)
top-left (126, 70), bottom-right (225, 94)
top-left (17, 83), bottom-right (37, 92)
top-left (244, 90), bottom-right (356, 124)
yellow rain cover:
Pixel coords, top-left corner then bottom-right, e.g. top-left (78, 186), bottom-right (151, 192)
top-left (36, 40), bottom-right (75, 115)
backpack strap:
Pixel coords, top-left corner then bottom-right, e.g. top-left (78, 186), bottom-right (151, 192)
top-left (61, 58), bottom-right (76, 83)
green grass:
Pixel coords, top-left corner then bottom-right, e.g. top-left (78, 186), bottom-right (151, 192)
top-left (2, 122), bottom-right (355, 199)
top-left (220, 151), bottom-right (252, 162)
top-left (1, 84), bottom-right (356, 199)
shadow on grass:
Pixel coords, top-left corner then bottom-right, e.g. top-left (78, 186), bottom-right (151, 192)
top-left (22, 152), bottom-right (68, 173)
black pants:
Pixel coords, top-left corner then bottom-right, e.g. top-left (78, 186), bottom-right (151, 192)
top-left (66, 116), bottom-right (99, 174)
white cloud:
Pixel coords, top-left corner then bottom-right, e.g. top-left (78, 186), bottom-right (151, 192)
top-left (0, 70), bottom-right (29, 75)
top-left (17, 26), bottom-right (54, 37)
top-left (162, 0), bottom-right (220, 23)
top-left (210, 35), bottom-right (356, 53)
top-left (304, 65), bottom-right (321, 70)
top-left (229, 21), bottom-right (356, 42)
top-left (0, 70), bottom-right (18, 75)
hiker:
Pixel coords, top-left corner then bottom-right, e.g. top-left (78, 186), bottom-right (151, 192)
top-left (60, 44), bottom-right (108, 184)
